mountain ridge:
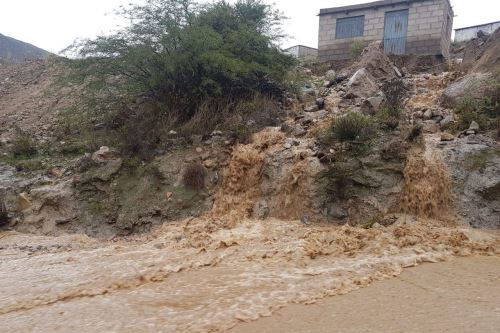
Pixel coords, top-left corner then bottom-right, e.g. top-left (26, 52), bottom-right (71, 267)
top-left (0, 33), bottom-right (50, 64)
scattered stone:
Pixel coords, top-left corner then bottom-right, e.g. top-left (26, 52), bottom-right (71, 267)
top-left (203, 159), bottom-right (216, 169)
top-left (326, 203), bottom-right (348, 220)
top-left (304, 104), bottom-right (320, 113)
top-left (440, 115), bottom-right (454, 128)
top-left (253, 200), bottom-right (269, 219)
top-left (211, 130), bottom-right (223, 136)
top-left (196, 147), bottom-right (203, 153)
top-left (335, 74), bottom-right (349, 83)
top-left (346, 68), bottom-right (379, 99)
top-left (440, 132), bottom-right (455, 141)
top-left (293, 126), bottom-right (307, 137)
top-left (315, 98), bottom-right (325, 109)
top-left (283, 143), bottom-right (292, 149)
top-left (469, 121), bottom-right (480, 132)
top-left (423, 109), bottom-right (433, 120)
top-left (168, 130), bottom-right (177, 135)
top-left (441, 72), bottom-right (493, 107)
top-left (92, 146), bottom-right (120, 163)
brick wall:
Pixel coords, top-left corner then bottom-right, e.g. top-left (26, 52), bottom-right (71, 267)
top-left (318, 0), bottom-right (453, 61)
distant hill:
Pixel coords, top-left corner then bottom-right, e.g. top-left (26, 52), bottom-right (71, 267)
top-left (0, 33), bottom-right (50, 64)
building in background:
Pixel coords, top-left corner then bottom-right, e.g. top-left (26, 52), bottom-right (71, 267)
top-left (454, 21), bottom-right (500, 43)
top-left (318, 0), bottom-right (453, 61)
top-left (284, 45), bottom-right (318, 61)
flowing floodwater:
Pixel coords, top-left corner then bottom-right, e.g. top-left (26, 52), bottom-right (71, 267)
top-left (1, 217), bottom-right (499, 332)
top-left (1, 130), bottom-right (499, 332)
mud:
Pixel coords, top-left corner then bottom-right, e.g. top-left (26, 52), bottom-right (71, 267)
top-left (1, 217), bottom-right (499, 333)
top-left (400, 147), bottom-right (453, 220)
top-left (229, 256), bottom-right (500, 333)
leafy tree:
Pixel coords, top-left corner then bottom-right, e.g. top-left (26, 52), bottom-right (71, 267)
top-left (62, 0), bottom-right (293, 156)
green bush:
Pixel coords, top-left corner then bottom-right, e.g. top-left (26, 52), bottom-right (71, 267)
top-left (350, 41), bottom-right (367, 58)
top-left (62, 0), bottom-right (294, 157)
top-left (453, 98), bottom-right (489, 131)
top-left (10, 130), bottom-right (37, 157)
top-left (332, 112), bottom-right (375, 142)
top-left (377, 78), bottom-right (408, 130)
top-left (376, 106), bottom-right (400, 130)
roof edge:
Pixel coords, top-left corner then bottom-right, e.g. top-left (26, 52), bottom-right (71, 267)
top-left (454, 21), bottom-right (500, 32)
top-left (284, 45), bottom-right (318, 51)
top-left (319, 0), bottom-right (430, 16)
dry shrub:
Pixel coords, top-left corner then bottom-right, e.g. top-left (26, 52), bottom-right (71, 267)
top-left (182, 162), bottom-right (207, 190)
top-left (11, 129), bottom-right (37, 157)
top-left (332, 112), bottom-right (375, 142)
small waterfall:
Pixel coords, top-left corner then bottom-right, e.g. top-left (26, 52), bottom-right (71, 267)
top-left (400, 147), bottom-right (453, 220)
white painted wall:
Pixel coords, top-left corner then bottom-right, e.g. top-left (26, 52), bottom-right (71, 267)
top-left (455, 21), bottom-right (500, 42)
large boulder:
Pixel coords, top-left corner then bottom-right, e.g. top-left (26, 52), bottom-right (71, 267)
top-left (346, 68), bottom-right (379, 99)
top-left (347, 41), bottom-right (398, 80)
top-left (440, 72), bottom-right (493, 107)
top-left (439, 137), bottom-right (500, 228)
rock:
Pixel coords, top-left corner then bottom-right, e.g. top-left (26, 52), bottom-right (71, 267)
top-left (325, 70), bottom-right (336, 81)
top-left (168, 130), bottom-right (177, 135)
top-left (315, 98), bottom-right (325, 109)
top-left (469, 121), bottom-right (480, 132)
top-left (346, 68), bottom-right (379, 99)
top-left (211, 130), bottom-right (223, 137)
top-left (440, 115), bottom-right (454, 128)
top-left (440, 143), bottom-right (500, 228)
top-left (335, 74), bottom-right (349, 83)
top-left (283, 143), bottom-right (292, 149)
top-left (203, 159), bottom-right (216, 169)
top-left (465, 130), bottom-right (476, 136)
top-left (423, 109), bottom-right (433, 120)
top-left (281, 123), bottom-right (293, 134)
top-left (253, 200), bottom-right (269, 219)
top-left (301, 87), bottom-right (316, 97)
top-left (361, 96), bottom-right (384, 115)
top-left (293, 126), bottom-right (307, 137)
top-left (304, 104), bottom-right (320, 113)
top-left (441, 73), bottom-right (493, 108)
top-left (92, 146), bottom-right (120, 163)
top-left (89, 159), bottom-right (123, 182)
top-left (440, 132), bottom-right (455, 141)
top-left (326, 203), bottom-right (348, 220)
top-left (196, 147), bottom-right (203, 153)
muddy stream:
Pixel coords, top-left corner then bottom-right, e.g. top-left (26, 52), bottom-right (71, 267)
top-left (1, 132), bottom-right (499, 332)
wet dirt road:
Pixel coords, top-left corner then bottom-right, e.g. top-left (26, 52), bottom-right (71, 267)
top-left (230, 256), bottom-right (500, 333)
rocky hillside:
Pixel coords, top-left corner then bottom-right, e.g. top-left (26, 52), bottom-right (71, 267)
top-left (0, 32), bottom-right (499, 238)
top-left (0, 33), bottom-right (49, 64)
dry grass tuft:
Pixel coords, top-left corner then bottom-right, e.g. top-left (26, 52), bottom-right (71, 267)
top-left (182, 162), bottom-right (207, 190)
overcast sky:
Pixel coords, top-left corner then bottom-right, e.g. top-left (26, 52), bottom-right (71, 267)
top-left (1, 0), bottom-right (499, 53)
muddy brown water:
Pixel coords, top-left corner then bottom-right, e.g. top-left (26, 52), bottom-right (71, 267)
top-left (230, 256), bottom-right (500, 333)
top-left (1, 218), bottom-right (499, 333)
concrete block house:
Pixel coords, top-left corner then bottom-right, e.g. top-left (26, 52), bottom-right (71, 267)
top-left (284, 45), bottom-right (319, 61)
top-left (318, 0), bottom-right (454, 61)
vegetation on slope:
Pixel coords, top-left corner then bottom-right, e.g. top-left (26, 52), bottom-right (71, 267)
top-left (61, 0), bottom-right (294, 158)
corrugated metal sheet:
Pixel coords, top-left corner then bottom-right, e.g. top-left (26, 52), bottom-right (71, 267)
top-left (383, 10), bottom-right (409, 55)
top-left (336, 16), bottom-right (365, 39)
